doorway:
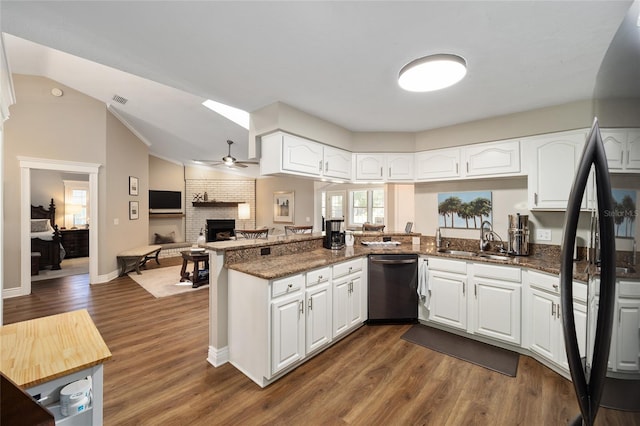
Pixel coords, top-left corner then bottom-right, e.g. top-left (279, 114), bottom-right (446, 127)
top-left (20, 157), bottom-right (100, 296)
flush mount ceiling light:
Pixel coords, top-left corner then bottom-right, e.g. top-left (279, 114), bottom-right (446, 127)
top-left (398, 54), bottom-right (467, 92)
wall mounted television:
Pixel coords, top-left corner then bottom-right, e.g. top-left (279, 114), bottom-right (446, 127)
top-left (149, 190), bottom-right (183, 213)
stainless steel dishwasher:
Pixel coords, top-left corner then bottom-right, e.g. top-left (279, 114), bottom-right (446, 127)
top-left (368, 254), bottom-right (418, 323)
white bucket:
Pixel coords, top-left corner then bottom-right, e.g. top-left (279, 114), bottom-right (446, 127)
top-left (60, 379), bottom-right (91, 417)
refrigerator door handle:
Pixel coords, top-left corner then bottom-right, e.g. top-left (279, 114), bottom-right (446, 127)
top-left (560, 118), bottom-right (616, 426)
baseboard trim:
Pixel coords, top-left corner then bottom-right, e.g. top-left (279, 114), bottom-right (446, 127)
top-left (93, 269), bottom-right (119, 284)
top-left (207, 345), bottom-right (229, 367)
top-left (2, 286), bottom-right (27, 299)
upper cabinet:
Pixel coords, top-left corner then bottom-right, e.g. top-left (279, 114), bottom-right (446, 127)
top-left (354, 153), bottom-right (415, 181)
top-left (415, 148), bottom-right (461, 181)
top-left (602, 128), bottom-right (640, 173)
top-left (525, 130), bottom-right (589, 211)
top-left (415, 140), bottom-right (520, 181)
top-left (463, 139), bottom-right (520, 177)
top-left (261, 131), bottom-right (352, 180)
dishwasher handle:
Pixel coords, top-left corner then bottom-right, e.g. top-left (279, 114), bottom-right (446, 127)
top-left (370, 258), bottom-right (417, 265)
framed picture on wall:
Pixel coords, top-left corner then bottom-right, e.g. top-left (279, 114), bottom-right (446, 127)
top-left (129, 176), bottom-right (139, 196)
top-left (129, 201), bottom-right (139, 220)
top-left (274, 191), bottom-right (294, 223)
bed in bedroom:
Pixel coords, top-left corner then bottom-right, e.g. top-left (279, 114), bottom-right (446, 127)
top-left (31, 198), bottom-right (64, 271)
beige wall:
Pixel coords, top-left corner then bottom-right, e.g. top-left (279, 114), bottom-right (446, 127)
top-left (3, 74), bottom-right (150, 289)
top-left (149, 155), bottom-right (185, 243)
top-left (414, 100), bottom-right (594, 151)
top-left (4, 75), bottom-right (107, 289)
top-left (256, 175), bottom-right (315, 232)
top-left (103, 110), bottom-right (150, 273)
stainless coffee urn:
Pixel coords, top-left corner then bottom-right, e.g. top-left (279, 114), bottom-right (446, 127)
top-left (508, 213), bottom-right (530, 256)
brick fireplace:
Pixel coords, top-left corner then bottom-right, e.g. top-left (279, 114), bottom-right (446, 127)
top-left (185, 179), bottom-right (256, 243)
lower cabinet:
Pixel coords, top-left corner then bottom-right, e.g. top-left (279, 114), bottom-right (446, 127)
top-left (228, 258), bottom-right (365, 387)
top-left (271, 291), bottom-right (305, 374)
top-left (526, 270), bottom-right (587, 371)
top-left (470, 263), bottom-right (522, 346)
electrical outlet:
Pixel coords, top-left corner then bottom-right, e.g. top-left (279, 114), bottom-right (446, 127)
top-left (536, 229), bottom-right (552, 241)
top-left (260, 247), bottom-right (271, 256)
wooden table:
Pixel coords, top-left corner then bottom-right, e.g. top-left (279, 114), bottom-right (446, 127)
top-left (0, 309), bottom-right (112, 424)
top-left (180, 250), bottom-right (209, 288)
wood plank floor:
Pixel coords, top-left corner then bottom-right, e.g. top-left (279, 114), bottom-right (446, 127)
top-left (4, 259), bottom-right (639, 425)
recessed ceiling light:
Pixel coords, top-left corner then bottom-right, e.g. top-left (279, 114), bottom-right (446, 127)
top-left (398, 54), bottom-right (467, 92)
top-left (202, 99), bottom-right (250, 130)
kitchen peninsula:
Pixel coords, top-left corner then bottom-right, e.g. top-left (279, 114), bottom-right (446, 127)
top-left (204, 231), bottom-right (638, 387)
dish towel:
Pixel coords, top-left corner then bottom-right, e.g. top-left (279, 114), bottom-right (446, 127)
top-left (417, 258), bottom-right (430, 309)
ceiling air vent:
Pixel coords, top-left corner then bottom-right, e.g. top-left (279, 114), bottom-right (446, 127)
top-left (112, 94), bottom-right (128, 105)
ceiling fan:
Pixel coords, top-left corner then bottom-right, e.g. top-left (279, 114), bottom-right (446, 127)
top-left (195, 139), bottom-right (258, 168)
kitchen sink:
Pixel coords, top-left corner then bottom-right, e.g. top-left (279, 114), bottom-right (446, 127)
top-left (477, 253), bottom-right (512, 261)
top-left (437, 249), bottom-right (478, 257)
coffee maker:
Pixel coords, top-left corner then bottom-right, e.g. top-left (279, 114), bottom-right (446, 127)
top-left (324, 219), bottom-right (345, 250)
top-left (507, 213), bottom-right (530, 256)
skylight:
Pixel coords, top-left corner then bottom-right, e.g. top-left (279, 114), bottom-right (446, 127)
top-left (202, 99), bottom-right (250, 130)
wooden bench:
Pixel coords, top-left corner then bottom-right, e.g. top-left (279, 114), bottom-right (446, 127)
top-left (117, 245), bottom-right (162, 276)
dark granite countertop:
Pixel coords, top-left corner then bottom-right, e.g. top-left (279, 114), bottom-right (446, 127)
top-left (223, 235), bottom-right (637, 282)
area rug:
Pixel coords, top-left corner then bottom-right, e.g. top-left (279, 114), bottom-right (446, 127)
top-left (128, 265), bottom-right (208, 298)
top-left (401, 324), bottom-right (519, 377)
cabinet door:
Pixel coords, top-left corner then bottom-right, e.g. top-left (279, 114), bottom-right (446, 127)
top-left (348, 274), bottom-right (364, 328)
top-left (529, 288), bottom-right (559, 361)
top-left (627, 129), bottom-right (640, 171)
top-left (271, 293), bottom-right (305, 375)
top-left (355, 154), bottom-right (385, 180)
top-left (428, 271), bottom-right (467, 330)
top-left (602, 130), bottom-right (627, 170)
top-left (306, 283), bottom-right (332, 354)
top-left (463, 140), bottom-right (520, 177)
top-left (282, 133), bottom-right (323, 176)
top-left (615, 298), bottom-right (640, 372)
top-left (473, 278), bottom-right (521, 345)
top-left (415, 148), bottom-right (460, 181)
top-left (333, 278), bottom-right (351, 338)
top-left (386, 153), bottom-right (415, 181)
top-left (323, 146), bottom-right (352, 180)
top-left (528, 132), bottom-right (587, 210)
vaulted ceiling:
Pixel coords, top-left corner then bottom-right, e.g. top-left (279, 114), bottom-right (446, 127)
top-left (1, 1), bottom-right (634, 174)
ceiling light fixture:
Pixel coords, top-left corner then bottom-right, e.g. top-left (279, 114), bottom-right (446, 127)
top-left (202, 99), bottom-right (250, 130)
top-left (398, 54), bottom-right (467, 92)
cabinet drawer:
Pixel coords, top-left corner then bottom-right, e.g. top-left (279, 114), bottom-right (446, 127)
top-left (573, 281), bottom-right (588, 303)
top-left (272, 274), bottom-right (304, 298)
top-left (428, 257), bottom-right (467, 275)
top-left (333, 258), bottom-right (363, 279)
top-left (306, 266), bottom-right (331, 287)
top-left (619, 279), bottom-right (640, 298)
top-left (527, 270), bottom-right (560, 293)
top-left (473, 263), bottom-right (521, 283)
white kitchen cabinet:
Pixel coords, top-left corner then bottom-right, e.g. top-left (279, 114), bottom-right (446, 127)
top-left (602, 128), bottom-right (640, 172)
top-left (323, 145), bottom-right (353, 180)
top-left (260, 131), bottom-right (352, 180)
top-left (386, 153), bottom-right (415, 181)
top-left (305, 266), bottom-right (332, 354)
top-left (470, 263), bottom-right (522, 345)
top-left (354, 153), bottom-right (385, 181)
top-left (526, 130), bottom-right (589, 210)
top-left (526, 270), bottom-right (587, 371)
top-left (463, 139), bottom-right (520, 177)
top-left (354, 153), bottom-right (414, 181)
top-left (228, 258), bottom-right (365, 387)
top-left (427, 258), bottom-right (467, 331)
top-left (271, 291), bottom-right (305, 375)
top-left (415, 147), bottom-right (461, 181)
top-left (332, 258), bottom-right (365, 338)
top-left (615, 297), bottom-right (640, 372)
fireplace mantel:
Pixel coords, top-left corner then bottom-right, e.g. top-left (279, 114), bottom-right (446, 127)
top-left (192, 201), bottom-right (243, 208)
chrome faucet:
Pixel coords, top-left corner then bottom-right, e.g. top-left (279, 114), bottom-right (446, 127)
top-left (480, 220), bottom-right (505, 252)
top-left (480, 221), bottom-right (492, 251)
